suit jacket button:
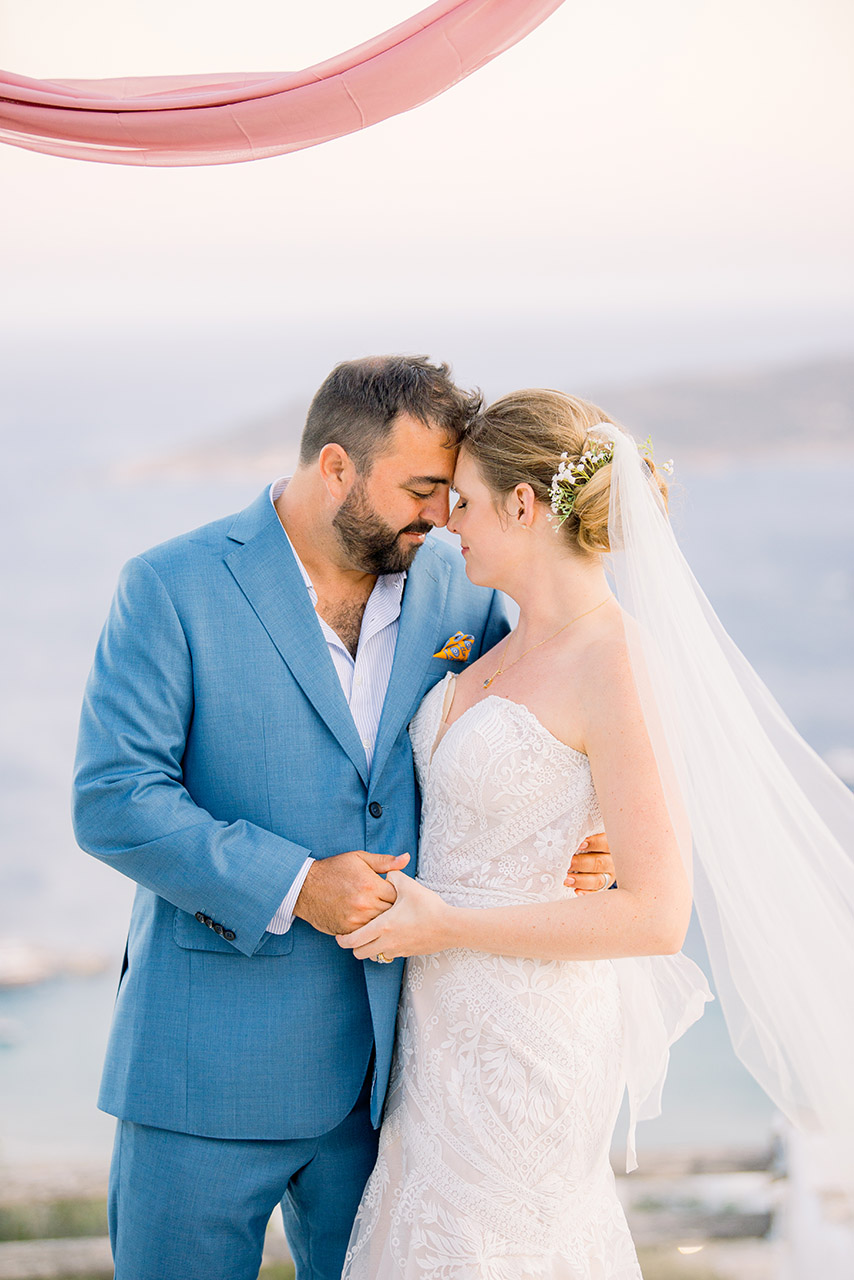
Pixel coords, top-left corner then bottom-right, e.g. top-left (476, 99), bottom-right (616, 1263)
top-left (223, 930), bottom-right (236, 942)
top-left (368, 802), bottom-right (383, 818)
top-left (195, 912), bottom-right (205, 923)
top-left (213, 923), bottom-right (224, 936)
top-left (203, 916), bottom-right (214, 928)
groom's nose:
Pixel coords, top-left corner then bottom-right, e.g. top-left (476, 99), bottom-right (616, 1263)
top-left (424, 487), bottom-right (451, 528)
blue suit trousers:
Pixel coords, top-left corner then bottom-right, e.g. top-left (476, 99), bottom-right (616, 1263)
top-left (108, 1073), bottom-right (377, 1280)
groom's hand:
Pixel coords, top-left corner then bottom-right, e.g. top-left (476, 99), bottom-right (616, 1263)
top-left (294, 851), bottom-right (411, 936)
top-left (565, 833), bottom-right (616, 894)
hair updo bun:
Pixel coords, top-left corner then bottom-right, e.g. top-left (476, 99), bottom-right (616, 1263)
top-left (463, 389), bottom-right (668, 554)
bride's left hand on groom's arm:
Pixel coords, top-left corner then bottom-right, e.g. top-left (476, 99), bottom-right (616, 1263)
top-left (565, 833), bottom-right (616, 893)
top-left (335, 872), bottom-right (453, 961)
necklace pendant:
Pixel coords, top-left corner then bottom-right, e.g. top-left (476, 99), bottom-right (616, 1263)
top-left (482, 674), bottom-right (496, 688)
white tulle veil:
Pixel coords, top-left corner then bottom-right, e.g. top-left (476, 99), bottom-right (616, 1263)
top-left (591, 423), bottom-right (854, 1172)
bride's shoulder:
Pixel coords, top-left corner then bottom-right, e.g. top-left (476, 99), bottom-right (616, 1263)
top-left (579, 606), bottom-right (631, 663)
top-left (572, 612), bottom-right (638, 704)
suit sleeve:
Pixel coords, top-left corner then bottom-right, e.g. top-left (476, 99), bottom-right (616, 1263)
top-left (72, 555), bottom-right (312, 958)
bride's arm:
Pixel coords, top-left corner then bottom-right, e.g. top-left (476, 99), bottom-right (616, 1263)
top-left (336, 637), bottom-right (692, 963)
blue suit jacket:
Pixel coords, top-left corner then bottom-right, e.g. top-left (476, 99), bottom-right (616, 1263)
top-left (73, 488), bottom-right (509, 1139)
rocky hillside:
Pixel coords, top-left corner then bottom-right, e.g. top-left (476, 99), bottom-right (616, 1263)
top-left (587, 356), bottom-right (854, 461)
top-left (120, 355), bottom-right (854, 479)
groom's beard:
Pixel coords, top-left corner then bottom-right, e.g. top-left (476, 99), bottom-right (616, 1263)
top-left (333, 480), bottom-right (432, 575)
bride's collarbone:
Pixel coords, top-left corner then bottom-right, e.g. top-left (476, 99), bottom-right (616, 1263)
top-left (450, 614), bottom-right (621, 744)
top-left (447, 665), bottom-right (587, 753)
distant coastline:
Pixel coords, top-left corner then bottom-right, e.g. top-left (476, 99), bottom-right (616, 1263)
top-left (112, 354), bottom-right (854, 483)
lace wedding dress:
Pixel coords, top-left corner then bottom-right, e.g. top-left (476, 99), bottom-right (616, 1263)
top-left (343, 673), bottom-right (649, 1279)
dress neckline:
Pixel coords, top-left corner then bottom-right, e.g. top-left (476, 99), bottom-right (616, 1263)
top-left (427, 672), bottom-right (589, 769)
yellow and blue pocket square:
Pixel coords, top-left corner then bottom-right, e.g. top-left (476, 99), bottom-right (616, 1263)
top-left (433, 632), bottom-right (474, 662)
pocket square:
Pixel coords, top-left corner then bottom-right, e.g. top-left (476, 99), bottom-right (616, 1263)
top-left (434, 632), bottom-right (474, 662)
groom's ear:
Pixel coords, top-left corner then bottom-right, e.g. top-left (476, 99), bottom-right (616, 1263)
top-left (318, 442), bottom-right (357, 500)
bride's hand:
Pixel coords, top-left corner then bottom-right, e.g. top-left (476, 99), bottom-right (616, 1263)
top-left (335, 871), bottom-right (455, 961)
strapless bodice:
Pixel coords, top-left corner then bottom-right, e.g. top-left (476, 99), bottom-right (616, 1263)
top-left (409, 673), bottom-right (603, 909)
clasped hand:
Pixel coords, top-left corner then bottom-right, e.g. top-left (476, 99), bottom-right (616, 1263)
top-left (336, 871), bottom-right (450, 960)
top-left (314, 835), bottom-right (615, 961)
top-left (293, 849), bottom-right (411, 935)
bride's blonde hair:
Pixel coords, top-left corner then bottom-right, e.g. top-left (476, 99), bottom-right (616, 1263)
top-left (463, 389), bottom-right (668, 554)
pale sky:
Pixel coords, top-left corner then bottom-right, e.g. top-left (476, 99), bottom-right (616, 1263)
top-left (1, 0), bottom-right (852, 331)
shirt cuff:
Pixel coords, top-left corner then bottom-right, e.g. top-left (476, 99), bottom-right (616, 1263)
top-left (266, 857), bottom-right (315, 934)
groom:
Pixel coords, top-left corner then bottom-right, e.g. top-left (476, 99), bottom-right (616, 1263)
top-left (73, 355), bottom-right (614, 1280)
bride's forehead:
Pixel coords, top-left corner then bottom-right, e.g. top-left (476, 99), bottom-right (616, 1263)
top-left (451, 450), bottom-right (484, 491)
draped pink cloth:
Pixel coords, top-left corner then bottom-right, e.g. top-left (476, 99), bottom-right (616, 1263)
top-left (0, 0), bottom-right (563, 166)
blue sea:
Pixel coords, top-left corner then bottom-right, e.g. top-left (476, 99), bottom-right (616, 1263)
top-left (1, 322), bottom-right (852, 1169)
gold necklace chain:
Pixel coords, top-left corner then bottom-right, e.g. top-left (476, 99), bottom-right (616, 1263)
top-left (482, 597), bottom-right (612, 689)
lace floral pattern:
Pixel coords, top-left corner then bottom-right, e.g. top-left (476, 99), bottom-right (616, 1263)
top-left (343, 675), bottom-right (643, 1279)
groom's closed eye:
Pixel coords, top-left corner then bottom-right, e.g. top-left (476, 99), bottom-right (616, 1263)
top-left (403, 475), bottom-right (450, 498)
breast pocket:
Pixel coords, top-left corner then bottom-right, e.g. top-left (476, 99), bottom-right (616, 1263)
top-left (172, 909), bottom-right (295, 956)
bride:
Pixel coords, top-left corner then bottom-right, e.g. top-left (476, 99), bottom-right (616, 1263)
top-left (337, 389), bottom-right (854, 1278)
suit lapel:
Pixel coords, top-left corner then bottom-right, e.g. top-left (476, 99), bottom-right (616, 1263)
top-left (370, 542), bottom-right (450, 788)
top-left (362, 548), bottom-right (450, 1033)
top-left (224, 494), bottom-right (369, 786)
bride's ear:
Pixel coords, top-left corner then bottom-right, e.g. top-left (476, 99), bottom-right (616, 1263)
top-left (511, 483), bottom-right (537, 531)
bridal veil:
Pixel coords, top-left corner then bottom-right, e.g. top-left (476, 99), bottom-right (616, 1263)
top-left (600, 424), bottom-right (854, 1174)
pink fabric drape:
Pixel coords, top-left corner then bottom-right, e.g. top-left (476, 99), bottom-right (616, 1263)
top-left (0, 0), bottom-right (564, 166)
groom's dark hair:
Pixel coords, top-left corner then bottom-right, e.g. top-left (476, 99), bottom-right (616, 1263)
top-left (299, 355), bottom-right (481, 473)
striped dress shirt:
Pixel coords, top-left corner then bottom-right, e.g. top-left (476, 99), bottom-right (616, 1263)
top-left (266, 478), bottom-right (406, 933)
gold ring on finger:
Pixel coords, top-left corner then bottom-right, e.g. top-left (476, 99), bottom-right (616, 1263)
top-left (375, 952), bottom-right (394, 964)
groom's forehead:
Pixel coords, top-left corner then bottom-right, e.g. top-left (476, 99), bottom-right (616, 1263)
top-left (405, 472), bottom-right (453, 486)
top-left (374, 413), bottom-right (458, 479)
